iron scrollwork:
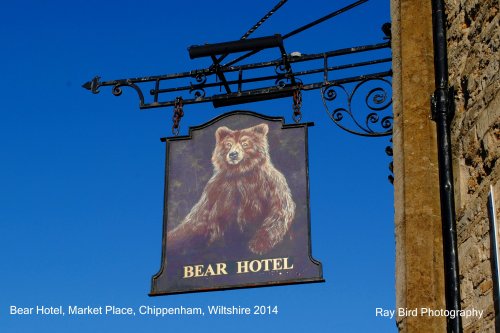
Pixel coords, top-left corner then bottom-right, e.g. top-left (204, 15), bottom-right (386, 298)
top-left (82, 76), bottom-right (146, 107)
top-left (189, 72), bottom-right (207, 99)
top-left (111, 80), bottom-right (145, 106)
top-left (83, 30), bottom-right (392, 110)
top-left (274, 63), bottom-right (290, 89)
top-left (321, 77), bottom-right (393, 137)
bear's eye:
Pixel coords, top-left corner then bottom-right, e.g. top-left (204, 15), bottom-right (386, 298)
top-left (241, 141), bottom-right (249, 148)
top-left (225, 142), bottom-right (232, 148)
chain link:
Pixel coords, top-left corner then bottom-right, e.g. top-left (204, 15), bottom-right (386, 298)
top-left (292, 83), bottom-right (303, 123)
top-left (172, 97), bottom-right (184, 136)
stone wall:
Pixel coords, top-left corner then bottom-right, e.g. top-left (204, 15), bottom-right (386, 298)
top-left (447, 0), bottom-right (499, 332)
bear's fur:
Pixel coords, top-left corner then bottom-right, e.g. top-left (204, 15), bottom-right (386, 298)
top-left (167, 123), bottom-right (295, 255)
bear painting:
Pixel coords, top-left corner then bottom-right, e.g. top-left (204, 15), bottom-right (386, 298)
top-left (166, 123), bottom-right (295, 256)
top-left (151, 112), bottom-right (323, 295)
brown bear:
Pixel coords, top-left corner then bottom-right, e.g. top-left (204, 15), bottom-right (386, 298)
top-left (167, 123), bottom-right (295, 256)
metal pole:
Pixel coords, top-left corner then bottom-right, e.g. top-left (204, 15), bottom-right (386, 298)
top-left (430, 0), bottom-right (462, 332)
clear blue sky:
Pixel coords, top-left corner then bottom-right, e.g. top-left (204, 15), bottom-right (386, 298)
top-left (0, 1), bottom-right (395, 332)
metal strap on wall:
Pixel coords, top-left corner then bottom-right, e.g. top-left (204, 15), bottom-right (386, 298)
top-left (488, 185), bottom-right (500, 332)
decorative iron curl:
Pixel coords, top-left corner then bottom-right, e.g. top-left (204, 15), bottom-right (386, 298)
top-left (275, 75), bottom-right (289, 89)
top-left (323, 85), bottom-right (338, 101)
top-left (274, 63), bottom-right (292, 89)
top-left (109, 80), bottom-right (145, 106)
top-left (191, 72), bottom-right (207, 85)
top-left (321, 77), bottom-right (393, 137)
top-left (380, 116), bottom-right (393, 129)
top-left (365, 86), bottom-right (391, 111)
top-left (112, 84), bottom-right (123, 96)
top-left (189, 73), bottom-right (207, 99)
top-left (274, 63), bottom-right (289, 75)
top-left (189, 85), bottom-right (206, 99)
top-left (82, 77), bottom-right (145, 106)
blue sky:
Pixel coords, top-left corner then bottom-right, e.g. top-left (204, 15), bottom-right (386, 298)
top-left (1, 1), bottom-right (395, 332)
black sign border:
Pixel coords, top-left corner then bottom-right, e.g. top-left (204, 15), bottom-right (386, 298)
top-left (150, 110), bottom-right (324, 296)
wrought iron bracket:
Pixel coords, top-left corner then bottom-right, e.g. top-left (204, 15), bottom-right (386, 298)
top-left (82, 39), bottom-right (392, 134)
top-left (430, 86), bottom-right (455, 122)
top-left (82, 1), bottom-right (392, 137)
top-left (321, 75), bottom-right (393, 137)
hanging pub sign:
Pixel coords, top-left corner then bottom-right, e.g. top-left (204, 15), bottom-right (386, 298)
top-left (150, 111), bottom-right (323, 295)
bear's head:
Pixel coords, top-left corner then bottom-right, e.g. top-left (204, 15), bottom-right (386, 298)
top-left (212, 123), bottom-right (270, 174)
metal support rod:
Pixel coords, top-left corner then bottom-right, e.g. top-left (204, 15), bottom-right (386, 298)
top-left (282, 0), bottom-right (367, 39)
top-left (215, 0), bottom-right (288, 65)
top-left (430, 0), bottom-right (462, 332)
top-left (188, 35), bottom-right (283, 59)
top-left (154, 58), bottom-right (391, 95)
top-left (140, 70), bottom-right (392, 108)
top-left (223, 0), bottom-right (368, 67)
top-left (84, 41), bottom-right (389, 88)
top-left (210, 56), bottom-right (232, 94)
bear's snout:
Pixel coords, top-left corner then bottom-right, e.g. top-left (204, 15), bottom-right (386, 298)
top-left (226, 146), bottom-right (243, 165)
top-left (229, 151), bottom-right (239, 160)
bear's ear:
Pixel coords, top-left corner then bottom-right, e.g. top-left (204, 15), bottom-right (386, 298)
top-left (250, 123), bottom-right (269, 137)
top-left (215, 126), bottom-right (233, 142)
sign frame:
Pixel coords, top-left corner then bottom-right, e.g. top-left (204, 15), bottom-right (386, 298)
top-left (150, 111), bottom-right (324, 296)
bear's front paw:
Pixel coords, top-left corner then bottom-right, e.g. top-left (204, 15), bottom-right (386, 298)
top-left (249, 230), bottom-right (273, 255)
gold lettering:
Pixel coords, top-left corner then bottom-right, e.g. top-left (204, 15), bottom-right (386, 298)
top-left (183, 266), bottom-right (194, 278)
top-left (183, 263), bottom-right (229, 278)
top-left (272, 258), bottom-right (283, 270)
top-left (205, 264), bottom-right (215, 276)
top-left (216, 262), bottom-right (228, 275)
top-left (283, 257), bottom-right (294, 270)
top-left (237, 260), bottom-right (249, 274)
top-left (184, 258), bottom-right (292, 278)
top-left (236, 257), bottom-right (294, 274)
top-left (249, 260), bottom-right (262, 272)
top-left (194, 265), bottom-right (203, 277)
top-left (261, 259), bottom-right (271, 271)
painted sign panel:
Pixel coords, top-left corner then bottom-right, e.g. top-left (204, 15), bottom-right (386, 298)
top-left (150, 111), bottom-right (323, 295)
